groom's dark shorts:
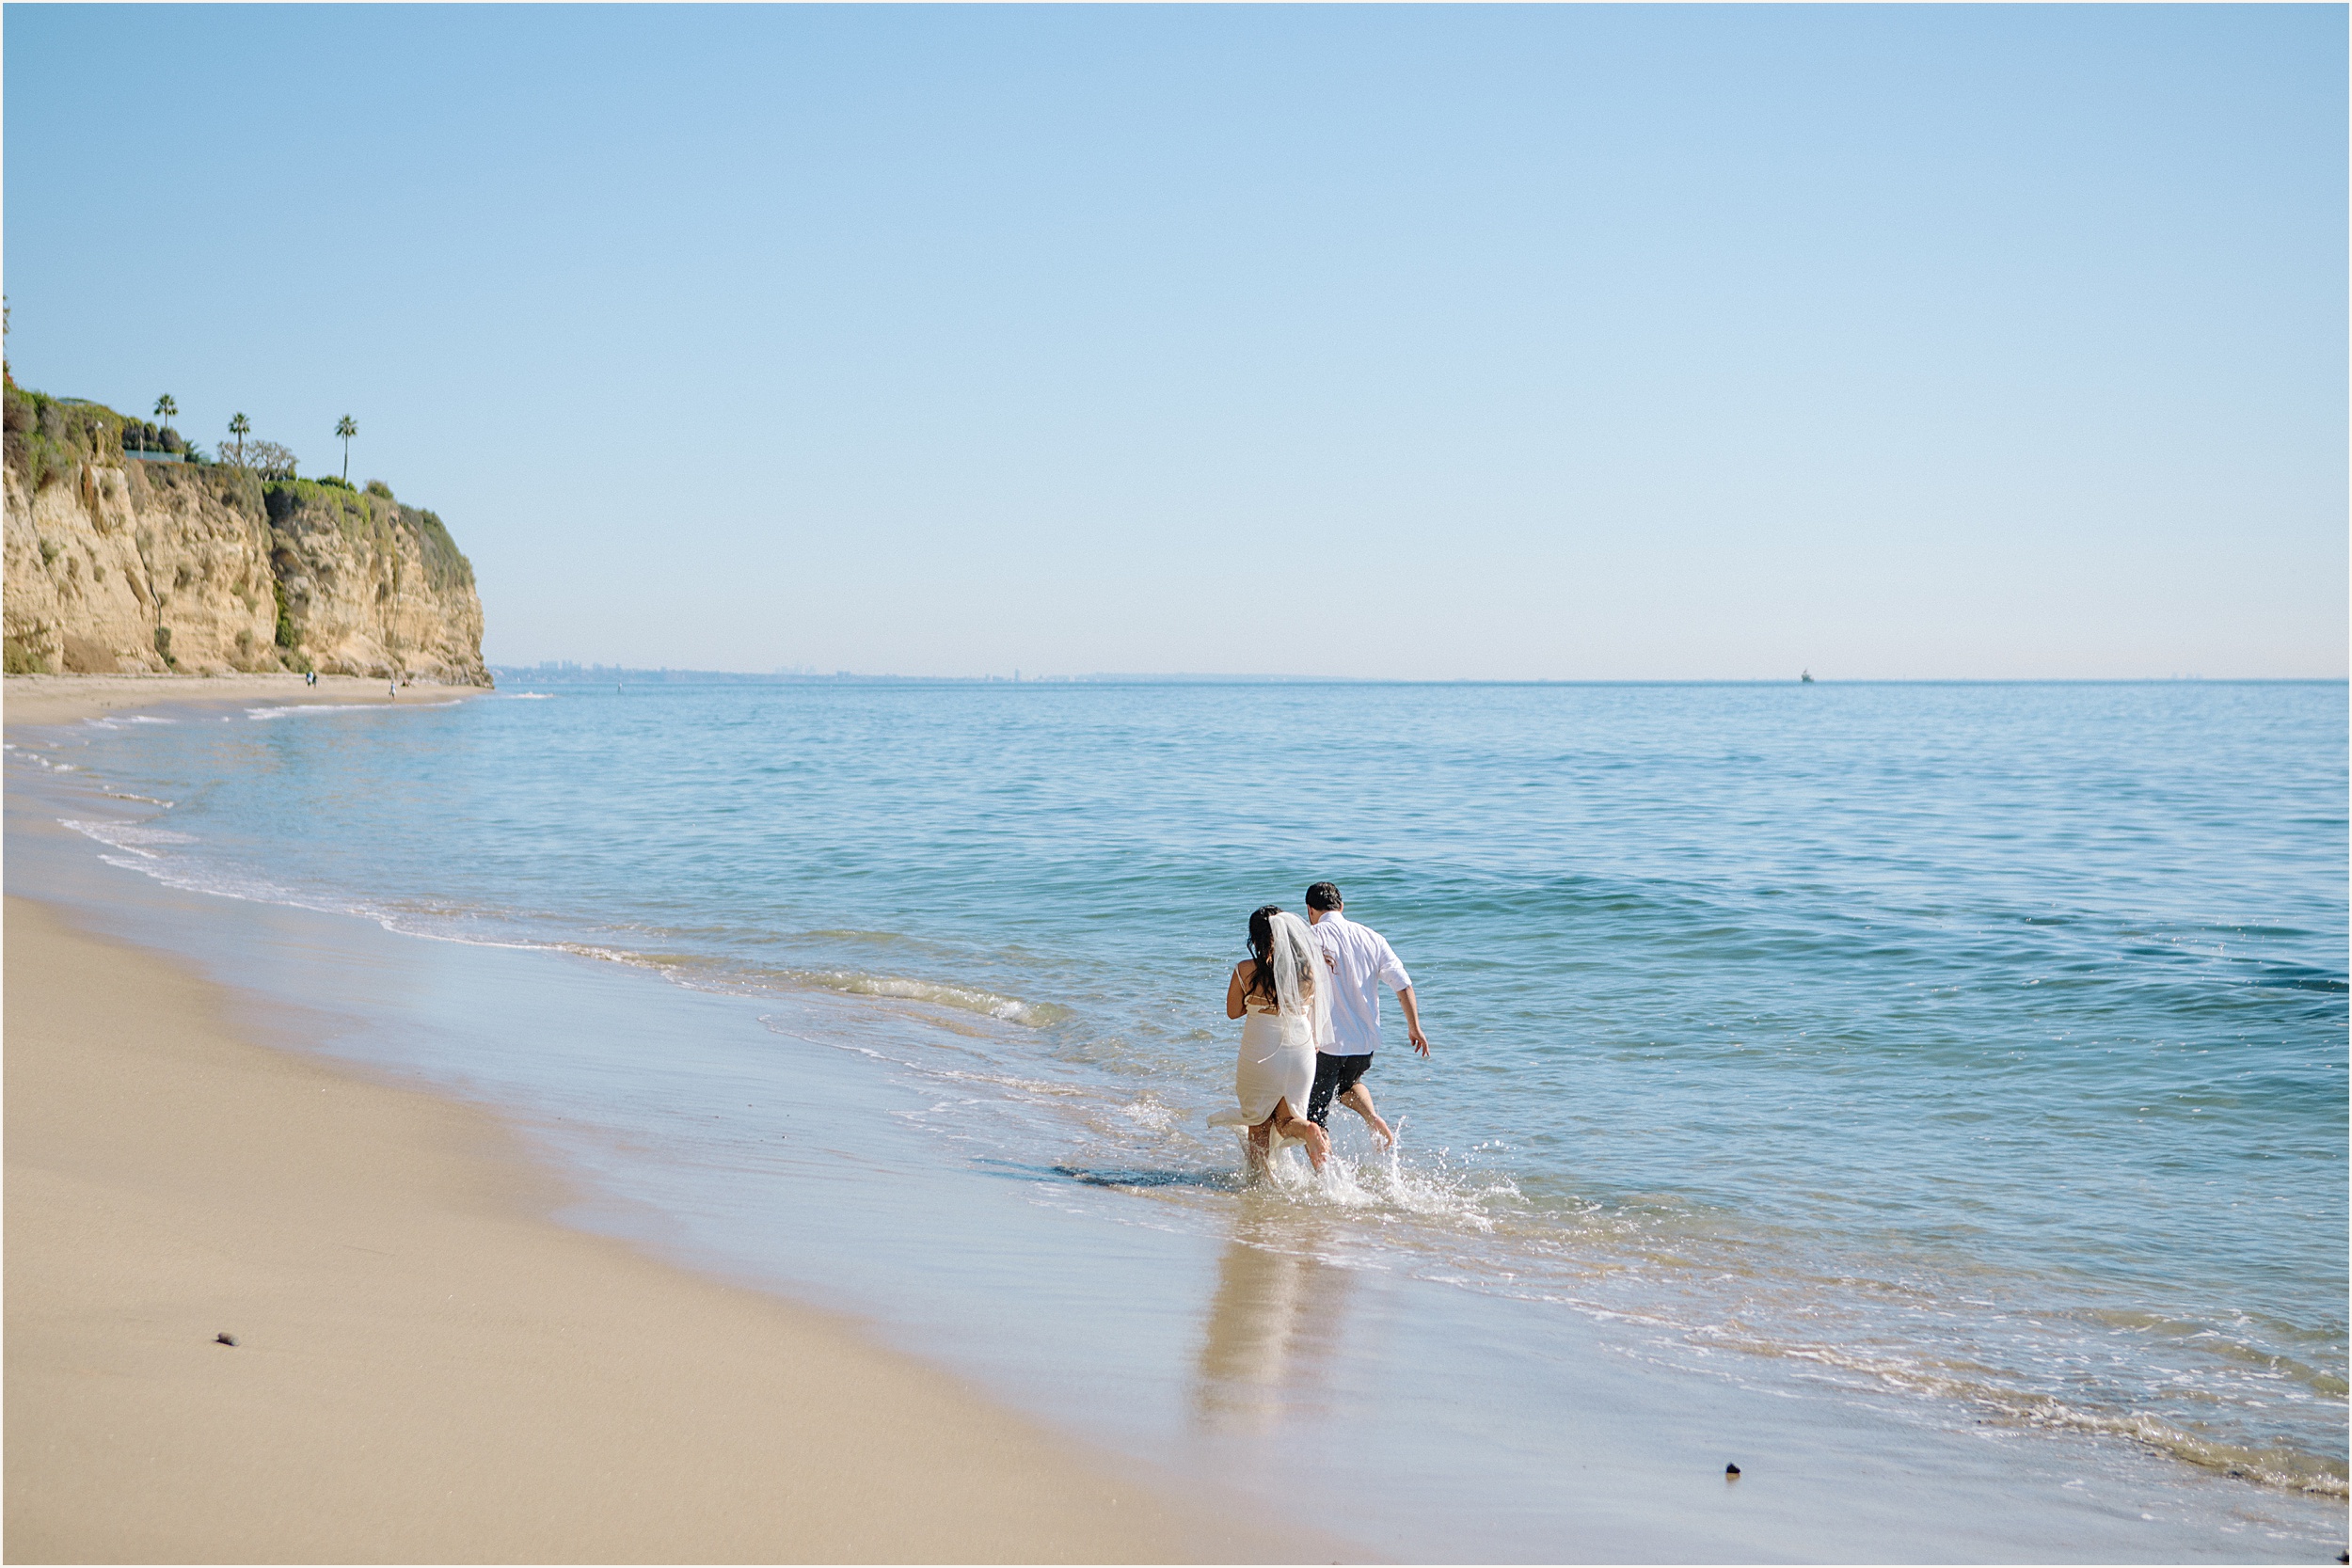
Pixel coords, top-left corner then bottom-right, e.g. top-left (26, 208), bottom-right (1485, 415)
top-left (1308, 1052), bottom-right (1374, 1127)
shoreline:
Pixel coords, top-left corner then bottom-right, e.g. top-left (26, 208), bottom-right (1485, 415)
top-left (4, 675), bottom-right (1326, 1562)
top-left (3, 670), bottom-right (485, 728)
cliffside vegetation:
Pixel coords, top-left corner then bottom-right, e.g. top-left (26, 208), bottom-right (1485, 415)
top-left (262, 478), bottom-right (474, 597)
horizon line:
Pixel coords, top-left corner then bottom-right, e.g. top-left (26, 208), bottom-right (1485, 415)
top-left (485, 666), bottom-right (2347, 687)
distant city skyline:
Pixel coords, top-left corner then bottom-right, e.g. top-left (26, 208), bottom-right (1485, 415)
top-left (8, 5), bottom-right (2344, 679)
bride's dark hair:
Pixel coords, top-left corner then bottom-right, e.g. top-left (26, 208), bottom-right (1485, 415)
top-left (1246, 904), bottom-right (1306, 1005)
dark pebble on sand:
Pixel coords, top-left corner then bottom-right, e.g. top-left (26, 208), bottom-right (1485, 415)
top-left (215, 1332), bottom-right (236, 1346)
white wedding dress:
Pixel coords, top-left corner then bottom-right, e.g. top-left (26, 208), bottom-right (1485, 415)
top-left (1213, 999), bottom-right (1316, 1131)
top-left (1208, 911), bottom-right (1325, 1145)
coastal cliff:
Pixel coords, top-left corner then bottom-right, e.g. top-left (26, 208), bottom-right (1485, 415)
top-left (2, 387), bottom-right (488, 685)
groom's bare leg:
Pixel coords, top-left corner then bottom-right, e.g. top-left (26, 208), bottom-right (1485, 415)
top-left (1338, 1084), bottom-right (1393, 1148)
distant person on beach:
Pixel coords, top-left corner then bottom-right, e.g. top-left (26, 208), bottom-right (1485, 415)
top-left (1209, 906), bottom-right (1331, 1177)
top-left (1304, 883), bottom-right (1428, 1148)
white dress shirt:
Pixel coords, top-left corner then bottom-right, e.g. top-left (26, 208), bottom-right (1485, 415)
top-left (1308, 911), bottom-right (1411, 1057)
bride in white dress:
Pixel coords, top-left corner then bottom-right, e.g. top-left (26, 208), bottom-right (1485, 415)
top-left (1210, 906), bottom-right (1332, 1176)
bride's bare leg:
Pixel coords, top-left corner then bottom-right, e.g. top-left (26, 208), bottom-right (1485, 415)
top-left (1246, 1118), bottom-right (1273, 1180)
top-left (1271, 1097), bottom-right (1330, 1171)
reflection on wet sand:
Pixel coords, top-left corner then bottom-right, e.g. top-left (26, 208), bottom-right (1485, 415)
top-left (1193, 1208), bottom-right (1356, 1431)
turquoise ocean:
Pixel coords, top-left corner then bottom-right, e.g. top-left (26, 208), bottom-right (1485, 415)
top-left (10, 679), bottom-right (2345, 1559)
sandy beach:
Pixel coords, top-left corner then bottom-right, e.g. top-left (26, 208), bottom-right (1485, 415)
top-left (3, 677), bottom-right (1319, 1563)
top-left (2, 671), bottom-right (454, 728)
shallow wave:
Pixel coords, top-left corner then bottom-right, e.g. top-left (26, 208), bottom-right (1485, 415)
top-left (245, 703), bottom-right (378, 719)
top-left (1698, 1326), bottom-right (2349, 1497)
top-left (245, 700), bottom-right (467, 720)
top-left (52, 807), bottom-right (562, 945)
top-left (48, 800), bottom-right (1076, 1034)
top-left (2015, 1403), bottom-right (2349, 1497)
top-left (58, 818), bottom-right (199, 857)
top-left (787, 970), bottom-right (1069, 1025)
top-left (514, 942), bottom-right (1071, 1027)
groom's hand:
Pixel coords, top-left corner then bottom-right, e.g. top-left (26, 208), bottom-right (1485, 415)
top-left (1407, 1025), bottom-right (1430, 1056)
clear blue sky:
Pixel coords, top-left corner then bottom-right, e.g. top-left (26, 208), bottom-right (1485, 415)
top-left (8, 5), bottom-right (2344, 678)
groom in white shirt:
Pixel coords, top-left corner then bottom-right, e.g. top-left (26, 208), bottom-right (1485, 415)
top-left (1304, 882), bottom-right (1429, 1148)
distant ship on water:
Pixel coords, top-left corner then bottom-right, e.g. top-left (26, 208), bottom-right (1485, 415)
top-left (1801, 670), bottom-right (1815, 683)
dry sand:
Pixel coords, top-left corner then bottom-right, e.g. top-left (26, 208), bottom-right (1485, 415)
top-left (4, 677), bottom-right (1323, 1563)
top-left (4, 670), bottom-right (450, 727)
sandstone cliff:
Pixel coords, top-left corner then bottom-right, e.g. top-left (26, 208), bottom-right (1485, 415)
top-left (3, 387), bottom-right (488, 685)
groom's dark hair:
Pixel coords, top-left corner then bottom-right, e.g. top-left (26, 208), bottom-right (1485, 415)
top-left (1305, 882), bottom-right (1343, 911)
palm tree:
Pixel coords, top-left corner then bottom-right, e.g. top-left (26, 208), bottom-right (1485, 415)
top-left (152, 394), bottom-right (177, 457)
top-left (228, 412), bottom-right (250, 467)
top-left (334, 415), bottom-right (358, 483)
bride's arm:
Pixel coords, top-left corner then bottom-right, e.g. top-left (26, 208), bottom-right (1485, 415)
top-left (1227, 962), bottom-right (1250, 1020)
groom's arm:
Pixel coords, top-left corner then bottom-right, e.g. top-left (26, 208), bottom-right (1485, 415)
top-left (1396, 986), bottom-right (1430, 1055)
top-left (1377, 938), bottom-right (1429, 1056)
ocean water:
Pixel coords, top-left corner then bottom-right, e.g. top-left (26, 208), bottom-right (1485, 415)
top-left (11, 679), bottom-right (2346, 1557)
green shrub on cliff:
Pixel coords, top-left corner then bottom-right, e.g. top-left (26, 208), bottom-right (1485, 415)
top-left (408, 509), bottom-right (472, 594)
top-left (207, 461), bottom-right (265, 517)
top-left (266, 476), bottom-right (367, 535)
top-left (4, 384), bottom-right (123, 492)
top-left (262, 478), bottom-right (476, 594)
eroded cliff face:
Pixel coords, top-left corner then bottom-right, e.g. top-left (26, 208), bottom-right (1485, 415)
top-left (3, 388), bottom-right (488, 684)
top-left (262, 483), bottom-right (488, 685)
top-left (4, 455), bottom-right (278, 675)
